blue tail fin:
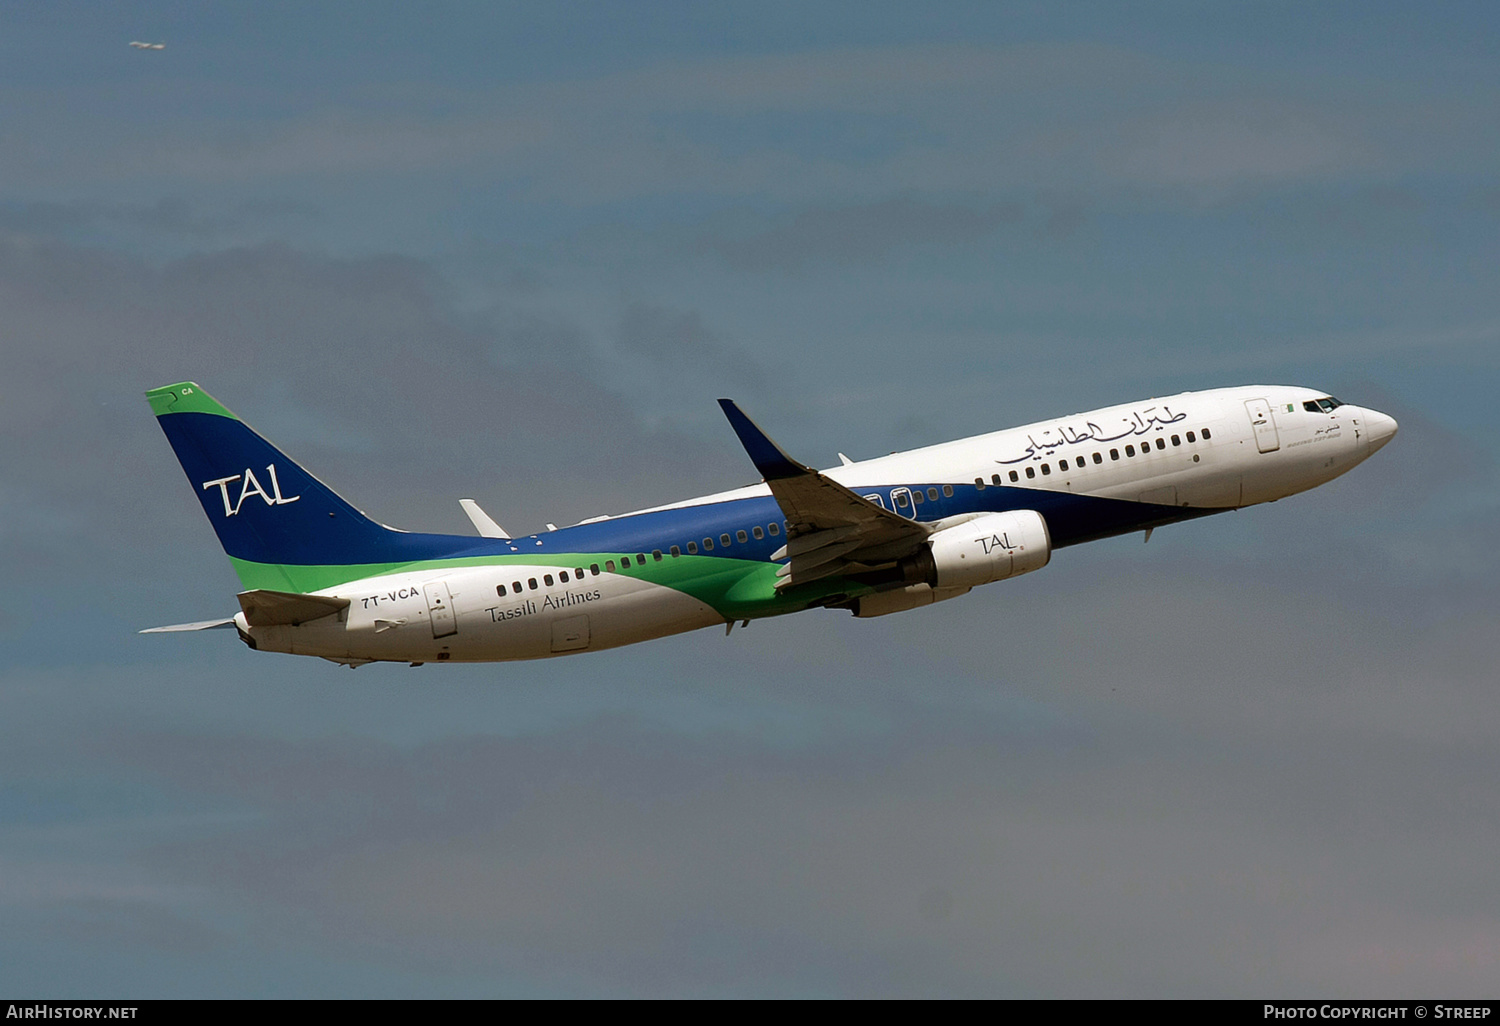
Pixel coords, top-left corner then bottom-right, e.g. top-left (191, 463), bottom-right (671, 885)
top-left (148, 382), bottom-right (467, 592)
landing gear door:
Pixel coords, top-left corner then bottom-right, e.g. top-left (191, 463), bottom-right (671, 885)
top-left (1245, 398), bottom-right (1280, 453)
top-left (423, 580), bottom-right (458, 639)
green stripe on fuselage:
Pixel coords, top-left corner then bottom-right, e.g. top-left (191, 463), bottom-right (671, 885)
top-left (226, 553), bottom-right (866, 620)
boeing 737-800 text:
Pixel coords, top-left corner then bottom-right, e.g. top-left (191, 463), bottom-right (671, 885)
top-left (143, 382), bottom-right (1396, 666)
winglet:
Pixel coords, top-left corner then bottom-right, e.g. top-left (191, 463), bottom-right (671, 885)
top-left (717, 399), bottom-right (812, 481)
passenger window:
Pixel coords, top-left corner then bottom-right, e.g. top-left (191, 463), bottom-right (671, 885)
top-left (668, 546), bottom-right (679, 557)
top-left (1008, 470), bottom-right (1018, 482)
top-left (590, 564), bottom-right (601, 575)
top-left (1058, 458), bottom-right (1069, 470)
top-left (992, 474), bottom-right (1003, 486)
top-left (605, 560), bottom-right (615, 571)
top-left (896, 492), bottom-right (909, 507)
top-left (1110, 448), bottom-right (1119, 460)
top-left (769, 523), bottom-right (781, 536)
top-left (543, 574), bottom-right (554, 586)
top-left (560, 571), bottom-right (570, 582)
top-left (737, 530), bottom-right (748, 543)
top-left (703, 538), bottom-right (713, 551)
top-left (1202, 428), bottom-right (1211, 439)
top-left (1041, 464), bottom-right (1051, 476)
top-left (1025, 466), bottom-right (1036, 479)
top-left (752, 526), bottom-right (764, 539)
top-left (652, 550), bottom-right (663, 561)
top-left (975, 477), bottom-right (985, 489)
top-left (1125, 444), bottom-right (1135, 457)
top-left (512, 581), bottom-right (522, 593)
top-left (636, 554), bottom-right (646, 564)
top-left (496, 584), bottom-right (507, 597)
top-left (942, 485), bottom-right (953, 497)
top-left (1156, 438), bottom-right (1166, 450)
top-left (617, 559), bottom-right (627, 570)
top-left (687, 542), bottom-right (698, 554)
top-left (1186, 431), bottom-right (1196, 443)
top-left (1092, 452), bottom-right (1103, 464)
top-left (1171, 435), bottom-right (1180, 446)
top-left (912, 491), bottom-right (924, 503)
top-left (528, 578), bottom-right (538, 590)
top-left (721, 533), bottom-right (731, 546)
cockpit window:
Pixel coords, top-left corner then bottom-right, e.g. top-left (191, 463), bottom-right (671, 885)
top-left (1304, 397), bottom-right (1345, 413)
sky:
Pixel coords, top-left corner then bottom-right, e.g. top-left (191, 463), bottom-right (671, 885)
top-left (2, 1), bottom-right (1498, 997)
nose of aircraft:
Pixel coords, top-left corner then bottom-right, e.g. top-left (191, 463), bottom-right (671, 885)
top-left (1361, 407), bottom-right (1399, 454)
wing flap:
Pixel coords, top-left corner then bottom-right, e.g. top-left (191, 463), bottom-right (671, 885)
top-left (775, 538), bottom-right (865, 579)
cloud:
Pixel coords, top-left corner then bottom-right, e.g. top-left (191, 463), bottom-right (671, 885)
top-left (97, 644), bottom-right (1500, 996)
top-left (10, 41), bottom-right (1492, 205)
top-left (0, 198), bottom-right (222, 239)
top-left (0, 230), bottom-right (750, 662)
top-left (616, 301), bottom-right (764, 384)
top-left (1103, 105), bottom-right (1358, 190)
top-left (703, 197), bottom-right (1025, 272)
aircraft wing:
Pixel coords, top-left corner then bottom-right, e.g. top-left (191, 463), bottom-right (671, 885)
top-left (718, 399), bottom-right (929, 589)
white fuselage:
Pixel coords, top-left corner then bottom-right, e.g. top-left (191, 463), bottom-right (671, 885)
top-left (238, 385), bottom-right (1397, 665)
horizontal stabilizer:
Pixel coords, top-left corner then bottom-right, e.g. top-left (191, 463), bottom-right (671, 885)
top-left (237, 589), bottom-right (350, 627)
top-left (140, 617), bottom-right (238, 634)
top-left (459, 498), bottom-right (510, 539)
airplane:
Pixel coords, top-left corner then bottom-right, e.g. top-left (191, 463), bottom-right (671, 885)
top-left (142, 381), bottom-right (1397, 666)
top-left (129, 41), bottom-right (166, 50)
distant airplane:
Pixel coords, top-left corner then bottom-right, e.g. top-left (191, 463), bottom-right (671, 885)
top-left (143, 382), bottom-right (1397, 665)
top-left (129, 41), bottom-right (165, 50)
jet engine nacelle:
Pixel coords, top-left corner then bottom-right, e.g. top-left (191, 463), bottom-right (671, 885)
top-left (904, 510), bottom-right (1051, 590)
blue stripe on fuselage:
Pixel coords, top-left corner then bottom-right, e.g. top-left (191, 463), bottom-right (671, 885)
top-left (523, 484), bottom-right (1219, 561)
